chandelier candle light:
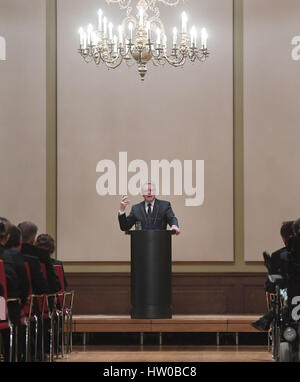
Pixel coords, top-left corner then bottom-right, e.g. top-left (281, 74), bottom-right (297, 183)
top-left (78, 0), bottom-right (209, 81)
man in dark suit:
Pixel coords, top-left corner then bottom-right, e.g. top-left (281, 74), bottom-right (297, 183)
top-left (118, 181), bottom-right (180, 234)
top-left (18, 222), bottom-right (61, 294)
top-left (5, 226), bottom-right (30, 306)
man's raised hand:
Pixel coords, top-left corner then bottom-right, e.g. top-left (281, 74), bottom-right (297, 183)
top-left (120, 195), bottom-right (130, 212)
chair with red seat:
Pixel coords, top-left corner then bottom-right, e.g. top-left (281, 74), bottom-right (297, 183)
top-left (53, 264), bottom-right (64, 358)
top-left (23, 262), bottom-right (47, 362)
top-left (0, 259), bottom-right (9, 359)
top-left (22, 262), bottom-right (34, 361)
top-left (39, 263), bottom-right (58, 362)
top-left (0, 259), bottom-right (21, 362)
top-left (53, 264), bottom-right (74, 357)
top-left (64, 290), bottom-right (74, 354)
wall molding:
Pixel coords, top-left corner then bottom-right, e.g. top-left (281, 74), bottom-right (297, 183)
top-left (67, 272), bottom-right (267, 315)
top-left (233, 0), bottom-right (244, 266)
top-left (46, 0), bottom-right (57, 246)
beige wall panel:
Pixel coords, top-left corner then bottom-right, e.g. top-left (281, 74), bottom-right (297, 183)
top-left (0, 0), bottom-right (46, 232)
top-left (57, 0), bottom-right (233, 262)
top-left (244, 0), bottom-right (300, 261)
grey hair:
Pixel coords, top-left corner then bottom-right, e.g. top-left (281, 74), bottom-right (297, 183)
top-left (141, 181), bottom-right (157, 195)
top-left (17, 221), bottom-right (38, 243)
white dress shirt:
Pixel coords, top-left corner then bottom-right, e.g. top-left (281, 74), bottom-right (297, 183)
top-left (145, 199), bottom-right (155, 214)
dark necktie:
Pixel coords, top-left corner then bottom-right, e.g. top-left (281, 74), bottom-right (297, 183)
top-left (147, 203), bottom-right (152, 216)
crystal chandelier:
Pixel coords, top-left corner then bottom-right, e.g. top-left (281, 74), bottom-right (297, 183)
top-left (78, 0), bottom-right (209, 81)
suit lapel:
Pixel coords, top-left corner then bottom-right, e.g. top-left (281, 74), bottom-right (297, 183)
top-left (152, 199), bottom-right (160, 224)
top-left (139, 201), bottom-right (148, 223)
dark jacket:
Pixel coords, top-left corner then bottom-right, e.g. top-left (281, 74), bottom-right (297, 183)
top-left (118, 199), bottom-right (179, 232)
top-left (0, 245), bottom-right (23, 300)
top-left (6, 249), bottom-right (30, 306)
top-left (286, 236), bottom-right (300, 302)
top-left (23, 254), bottom-right (49, 295)
top-left (21, 243), bottom-right (61, 293)
top-left (0, 246), bottom-right (23, 327)
top-left (264, 247), bottom-right (289, 293)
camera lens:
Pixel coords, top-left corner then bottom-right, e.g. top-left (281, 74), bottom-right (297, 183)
top-left (283, 327), bottom-right (297, 342)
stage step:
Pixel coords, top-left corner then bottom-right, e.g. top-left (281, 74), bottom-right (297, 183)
top-left (71, 314), bottom-right (264, 335)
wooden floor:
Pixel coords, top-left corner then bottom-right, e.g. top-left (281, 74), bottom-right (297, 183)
top-left (57, 345), bottom-right (272, 362)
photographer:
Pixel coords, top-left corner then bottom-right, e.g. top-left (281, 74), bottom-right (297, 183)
top-left (286, 218), bottom-right (300, 306)
top-left (251, 221), bottom-right (294, 331)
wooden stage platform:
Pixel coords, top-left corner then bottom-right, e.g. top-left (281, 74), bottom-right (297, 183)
top-left (72, 315), bottom-right (265, 346)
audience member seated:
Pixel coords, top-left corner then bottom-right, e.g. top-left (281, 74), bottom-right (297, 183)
top-left (0, 217), bottom-right (70, 362)
top-left (18, 222), bottom-right (61, 294)
top-left (18, 222), bottom-right (62, 361)
top-left (6, 226), bottom-right (49, 295)
top-left (36, 233), bottom-right (68, 289)
top-left (5, 224), bottom-right (48, 361)
top-left (5, 225), bottom-right (30, 307)
top-left (36, 233), bottom-right (69, 357)
top-left (251, 220), bottom-right (294, 331)
top-left (0, 218), bottom-right (26, 361)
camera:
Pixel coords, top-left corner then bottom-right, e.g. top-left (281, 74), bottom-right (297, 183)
top-left (263, 249), bottom-right (289, 293)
